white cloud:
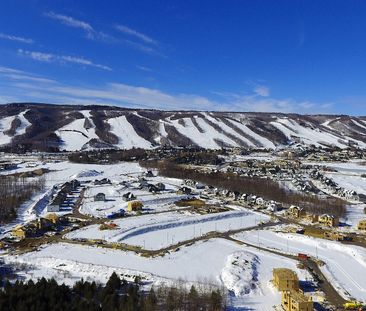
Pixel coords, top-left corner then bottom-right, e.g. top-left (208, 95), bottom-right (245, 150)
top-left (0, 66), bottom-right (24, 74)
top-left (17, 49), bottom-right (112, 71)
top-left (45, 11), bottom-right (94, 33)
top-left (115, 24), bottom-right (157, 45)
top-left (18, 49), bottom-right (53, 62)
top-left (136, 65), bottom-right (152, 72)
top-left (44, 12), bottom-right (162, 55)
top-left (254, 85), bottom-right (270, 97)
top-left (44, 11), bottom-right (116, 42)
top-left (0, 33), bottom-right (34, 44)
top-left (0, 66), bottom-right (334, 114)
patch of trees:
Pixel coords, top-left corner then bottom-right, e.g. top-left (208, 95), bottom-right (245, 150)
top-left (68, 148), bottom-right (222, 166)
top-left (168, 151), bottom-right (223, 165)
top-left (0, 273), bottom-right (225, 311)
top-left (68, 148), bottom-right (149, 164)
top-left (142, 160), bottom-right (346, 218)
top-left (0, 175), bottom-right (45, 223)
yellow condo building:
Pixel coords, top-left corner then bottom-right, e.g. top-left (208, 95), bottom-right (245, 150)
top-left (273, 268), bottom-right (300, 291)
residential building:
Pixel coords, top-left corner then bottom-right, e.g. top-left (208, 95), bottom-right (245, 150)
top-left (123, 192), bottom-right (136, 202)
top-left (358, 219), bottom-right (366, 231)
top-left (273, 268), bottom-right (299, 291)
top-left (94, 192), bottom-right (106, 202)
top-left (127, 200), bottom-right (143, 212)
top-left (288, 205), bottom-right (306, 218)
top-left (12, 225), bottom-right (28, 239)
top-left (318, 214), bottom-right (339, 227)
top-left (282, 290), bottom-right (313, 311)
top-left (45, 213), bottom-right (59, 224)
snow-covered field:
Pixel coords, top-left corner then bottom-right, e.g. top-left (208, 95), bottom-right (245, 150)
top-left (322, 160), bottom-right (366, 175)
top-left (3, 239), bottom-right (309, 310)
top-left (325, 173), bottom-right (366, 196)
top-left (234, 229), bottom-right (366, 302)
top-left (66, 209), bottom-right (269, 250)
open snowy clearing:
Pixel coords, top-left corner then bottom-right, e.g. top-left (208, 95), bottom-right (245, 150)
top-left (234, 230), bottom-right (366, 302)
top-left (320, 160), bottom-right (366, 175)
top-left (324, 172), bottom-right (366, 196)
top-left (3, 239), bottom-right (309, 310)
top-left (67, 209), bottom-right (269, 250)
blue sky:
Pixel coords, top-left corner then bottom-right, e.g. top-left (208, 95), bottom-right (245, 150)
top-left (0, 0), bottom-right (365, 115)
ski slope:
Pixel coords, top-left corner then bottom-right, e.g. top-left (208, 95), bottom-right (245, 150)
top-left (56, 111), bottom-right (99, 151)
top-left (108, 115), bottom-right (152, 149)
top-left (270, 117), bottom-right (346, 148)
top-left (0, 110), bottom-right (31, 145)
top-left (170, 117), bottom-right (238, 149)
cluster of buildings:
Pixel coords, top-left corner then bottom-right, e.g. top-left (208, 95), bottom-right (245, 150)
top-left (224, 159), bottom-right (304, 181)
top-left (272, 268), bottom-right (313, 311)
top-left (12, 214), bottom-right (60, 239)
top-left (310, 170), bottom-right (361, 201)
top-left (47, 180), bottom-right (82, 213)
top-left (287, 205), bottom-right (339, 227)
top-left (182, 179), bottom-right (283, 212)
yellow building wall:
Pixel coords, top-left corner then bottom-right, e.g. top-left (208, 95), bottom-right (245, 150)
top-left (273, 269), bottom-right (299, 291)
top-left (12, 228), bottom-right (26, 239)
top-left (127, 201), bottom-right (143, 212)
top-left (282, 291), bottom-right (313, 311)
top-left (358, 220), bottom-right (366, 230)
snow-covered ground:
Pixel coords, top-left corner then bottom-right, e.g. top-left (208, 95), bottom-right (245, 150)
top-left (0, 116), bottom-right (16, 145)
top-left (3, 239), bottom-right (309, 310)
top-left (170, 117), bottom-right (238, 149)
top-left (108, 115), bottom-right (153, 149)
top-left (234, 230), bottom-right (366, 302)
top-left (270, 118), bottom-right (344, 148)
top-left (0, 111), bottom-right (31, 146)
top-left (67, 209), bottom-right (269, 250)
top-left (226, 118), bottom-right (276, 149)
top-left (79, 183), bottom-right (187, 218)
top-left (324, 173), bottom-right (366, 196)
top-left (322, 160), bottom-right (366, 175)
top-left (343, 204), bottom-right (366, 228)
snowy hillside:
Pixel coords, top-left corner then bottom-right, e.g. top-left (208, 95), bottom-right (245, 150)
top-left (0, 103), bottom-right (366, 151)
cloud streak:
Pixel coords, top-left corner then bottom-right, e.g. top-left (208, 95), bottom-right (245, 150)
top-left (45, 11), bottom-right (94, 35)
top-left (115, 24), bottom-right (158, 45)
top-left (44, 11), bottom-right (160, 55)
top-left (44, 11), bottom-right (116, 42)
top-left (0, 33), bottom-right (34, 44)
top-left (17, 49), bottom-right (112, 71)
